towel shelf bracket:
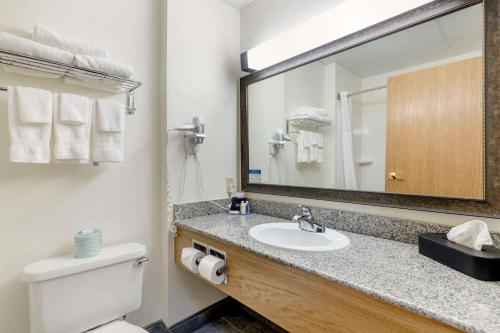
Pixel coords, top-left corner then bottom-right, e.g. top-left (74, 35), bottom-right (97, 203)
top-left (286, 118), bottom-right (331, 135)
top-left (0, 49), bottom-right (142, 115)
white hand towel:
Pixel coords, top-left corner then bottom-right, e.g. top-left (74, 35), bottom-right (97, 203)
top-left (0, 31), bottom-right (73, 64)
top-left (96, 99), bottom-right (124, 133)
top-left (33, 24), bottom-right (106, 57)
top-left (7, 86), bottom-right (52, 163)
top-left (92, 99), bottom-right (125, 162)
top-left (16, 86), bottom-right (53, 124)
top-left (447, 220), bottom-right (493, 251)
top-left (53, 93), bottom-right (91, 163)
top-left (74, 55), bottom-right (134, 79)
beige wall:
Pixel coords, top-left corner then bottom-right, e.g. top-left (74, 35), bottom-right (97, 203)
top-left (241, 0), bottom-right (500, 230)
top-left (164, 0), bottom-right (240, 326)
top-left (0, 1), bottom-right (162, 332)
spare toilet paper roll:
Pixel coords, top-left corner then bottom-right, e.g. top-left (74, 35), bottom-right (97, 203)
top-left (74, 229), bottom-right (102, 258)
top-left (181, 247), bottom-right (205, 273)
top-left (198, 255), bottom-right (226, 285)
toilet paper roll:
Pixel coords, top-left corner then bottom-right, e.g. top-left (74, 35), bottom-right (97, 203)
top-left (181, 247), bottom-right (205, 273)
top-left (198, 255), bottom-right (226, 285)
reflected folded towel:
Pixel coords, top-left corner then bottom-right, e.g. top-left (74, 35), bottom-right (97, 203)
top-left (447, 220), bottom-right (493, 251)
top-left (33, 24), bottom-right (106, 57)
top-left (0, 31), bottom-right (73, 64)
top-left (74, 54), bottom-right (134, 79)
top-left (92, 99), bottom-right (125, 162)
top-left (290, 106), bottom-right (331, 123)
top-left (297, 130), bottom-right (323, 163)
top-left (53, 93), bottom-right (91, 163)
top-left (7, 86), bottom-right (53, 163)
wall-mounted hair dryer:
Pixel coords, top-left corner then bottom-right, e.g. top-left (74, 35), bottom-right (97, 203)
top-left (269, 128), bottom-right (292, 156)
top-left (169, 116), bottom-right (207, 154)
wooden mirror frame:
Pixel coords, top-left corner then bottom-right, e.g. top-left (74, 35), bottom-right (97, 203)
top-left (240, 0), bottom-right (500, 217)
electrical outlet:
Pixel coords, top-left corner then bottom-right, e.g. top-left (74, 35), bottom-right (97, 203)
top-left (225, 176), bottom-right (235, 193)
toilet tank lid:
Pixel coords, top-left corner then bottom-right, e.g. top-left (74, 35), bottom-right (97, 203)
top-left (21, 243), bottom-right (147, 283)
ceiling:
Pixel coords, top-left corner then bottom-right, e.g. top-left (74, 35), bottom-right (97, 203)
top-left (222, 0), bottom-right (255, 10)
top-left (320, 4), bottom-right (482, 78)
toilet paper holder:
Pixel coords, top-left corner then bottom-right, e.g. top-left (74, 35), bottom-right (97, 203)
top-left (190, 239), bottom-right (228, 284)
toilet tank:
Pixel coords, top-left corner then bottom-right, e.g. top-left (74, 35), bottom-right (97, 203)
top-left (21, 243), bottom-right (147, 333)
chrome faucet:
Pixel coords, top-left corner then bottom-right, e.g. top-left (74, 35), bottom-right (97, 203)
top-left (292, 205), bottom-right (325, 233)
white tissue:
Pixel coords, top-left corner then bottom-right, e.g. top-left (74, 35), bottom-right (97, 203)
top-left (198, 255), bottom-right (226, 284)
top-left (181, 247), bottom-right (205, 273)
top-left (447, 220), bottom-right (493, 251)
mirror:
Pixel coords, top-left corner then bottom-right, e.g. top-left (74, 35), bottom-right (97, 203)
top-left (246, 4), bottom-right (484, 200)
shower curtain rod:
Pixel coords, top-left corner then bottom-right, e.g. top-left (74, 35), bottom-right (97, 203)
top-left (337, 84), bottom-right (387, 99)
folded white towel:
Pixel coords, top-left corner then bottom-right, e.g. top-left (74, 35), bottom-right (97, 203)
top-left (64, 77), bottom-right (127, 93)
top-left (295, 106), bottom-right (328, 118)
top-left (447, 220), bottom-right (493, 251)
top-left (74, 55), bottom-right (134, 79)
top-left (2, 64), bottom-right (62, 79)
top-left (16, 86), bottom-right (53, 124)
top-left (92, 99), bottom-right (125, 162)
top-left (7, 86), bottom-right (52, 163)
top-left (0, 31), bottom-right (73, 64)
top-left (33, 24), bottom-right (106, 57)
top-left (53, 93), bottom-right (91, 163)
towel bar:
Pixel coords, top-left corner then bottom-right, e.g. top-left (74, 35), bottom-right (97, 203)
top-left (0, 48), bottom-right (141, 115)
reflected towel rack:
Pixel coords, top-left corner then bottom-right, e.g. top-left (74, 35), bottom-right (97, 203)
top-left (337, 85), bottom-right (387, 100)
top-left (286, 118), bottom-right (331, 135)
top-left (0, 49), bottom-right (141, 114)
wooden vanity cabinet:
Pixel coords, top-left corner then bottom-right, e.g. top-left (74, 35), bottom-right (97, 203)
top-left (174, 227), bottom-right (462, 333)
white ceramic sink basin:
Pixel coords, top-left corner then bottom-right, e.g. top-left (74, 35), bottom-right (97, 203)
top-left (249, 223), bottom-right (350, 252)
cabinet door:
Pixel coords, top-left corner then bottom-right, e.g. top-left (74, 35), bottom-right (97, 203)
top-left (385, 57), bottom-right (484, 199)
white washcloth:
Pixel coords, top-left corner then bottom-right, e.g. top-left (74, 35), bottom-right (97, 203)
top-left (64, 77), bottom-right (127, 93)
top-left (7, 86), bottom-right (52, 163)
top-left (447, 220), bottom-right (493, 251)
top-left (74, 55), bottom-right (134, 79)
top-left (16, 86), bottom-right (53, 124)
top-left (92, 99), bottom-right (125, 162)
top-left (0, 31), bottom-right (73, 64)
top-left (53, 93), bottom-right (91, 163)
top-left (33, 24), bottom-right (106, 57)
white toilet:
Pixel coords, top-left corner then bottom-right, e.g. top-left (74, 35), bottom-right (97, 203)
top-left (21, 243), bottom-right (149, 333)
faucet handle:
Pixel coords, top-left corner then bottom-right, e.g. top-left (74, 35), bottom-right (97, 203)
top-left (298, 205), bottom-right (312, 216)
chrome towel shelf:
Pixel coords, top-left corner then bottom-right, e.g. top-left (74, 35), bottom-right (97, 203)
top-left (0, 49), bottom-right (141, 114)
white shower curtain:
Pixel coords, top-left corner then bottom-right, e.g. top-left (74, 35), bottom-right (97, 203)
top-left (336, 91), bottom-right (358, 190)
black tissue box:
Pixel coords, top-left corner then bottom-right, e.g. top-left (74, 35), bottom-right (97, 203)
top-left (418, 233), bottom-right (500, 281)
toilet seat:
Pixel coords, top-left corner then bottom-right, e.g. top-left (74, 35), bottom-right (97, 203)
top-left (90, 320), bottom-right (147, 333)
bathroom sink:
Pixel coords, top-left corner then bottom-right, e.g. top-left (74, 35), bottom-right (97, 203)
top-left (249, 223), bottom-right (350, 252)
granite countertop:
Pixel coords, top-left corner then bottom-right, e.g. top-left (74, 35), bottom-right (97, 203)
top-left (176, 213), bottom-right (500, 333)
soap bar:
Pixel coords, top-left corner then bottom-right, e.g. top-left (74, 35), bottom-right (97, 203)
top-left (418, 233), bottom-right (500, 281)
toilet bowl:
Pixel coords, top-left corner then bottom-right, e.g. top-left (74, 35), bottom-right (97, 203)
top-left (21, 243), bottom-right (149, 333)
